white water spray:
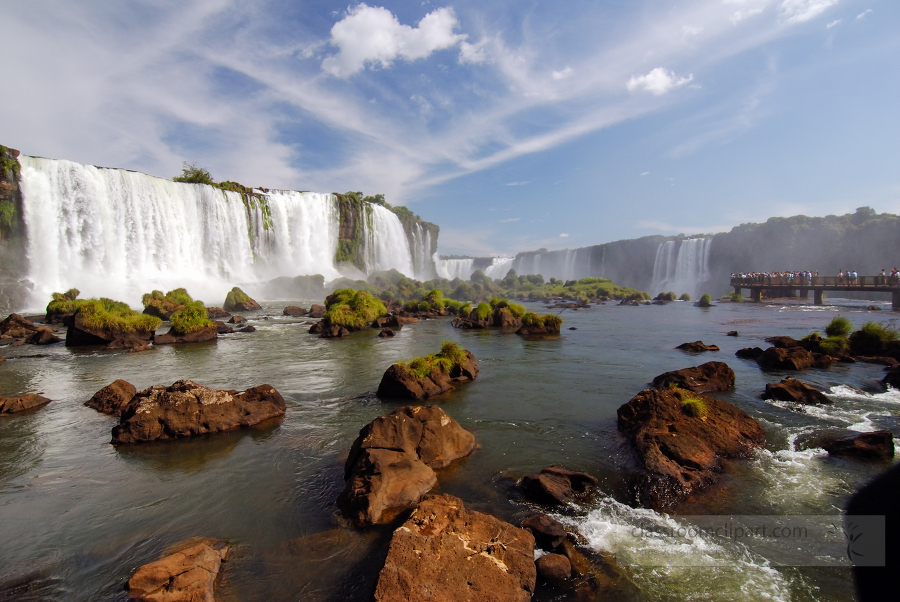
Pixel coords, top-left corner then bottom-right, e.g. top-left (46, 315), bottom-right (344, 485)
top-left (649, 238), bottom-right (712, 298)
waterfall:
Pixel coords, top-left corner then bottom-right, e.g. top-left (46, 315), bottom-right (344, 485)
top-left (409, 223), bottom-right (434, 281)
top-left (17, 156), bottom-right (426, 308)
top-left (509, 248), bottom-right (593, 281)
top-left (649, 238), bottom-right (712, 298)
top-left (483, 257), bottom-right (515, 279)
top-left (434, 255), bottom-right (475, 280)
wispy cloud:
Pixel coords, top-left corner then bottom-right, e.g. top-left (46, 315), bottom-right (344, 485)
top-left (640, 171), bottom-right (650, 176)
top-left (826, 19), bottom-right (841, 28)
top-left (627, 68), bottom-right (694, 96)
top-left (856, 9), bottom-right (872, 20)
top-left (779, 0), bottom-right (840, 25)
top-left (500, 217), bottom-right (521, 223)
top-left (505, 181), bottom-right (530, 186)
top-left (559, 233), bottom-right (569, 238)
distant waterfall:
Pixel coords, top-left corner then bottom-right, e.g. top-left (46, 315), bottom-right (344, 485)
top-left (18, 156), bottom-right (426, 308)
top-left (510, 248), bottom-right (593, 281)
top-left (409, 224), bottom-right (434, 281)
top-left (435, 256), bottom-right (475, 280)
top-left (483, 257), bottom-right (515, 279)
top-left (649, 238), bottom-right (712, 298)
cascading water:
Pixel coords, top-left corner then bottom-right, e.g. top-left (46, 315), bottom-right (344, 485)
top-left (434, 255), bottom-right (475, 280)
top-left (17, 156), bottom-right (427, 308)
top-left (409, 223), bottom-right (434, 281)
top-left (649, 238), bottom-right (712, 298)
top-left (483, 257), bottom-right (515, 279)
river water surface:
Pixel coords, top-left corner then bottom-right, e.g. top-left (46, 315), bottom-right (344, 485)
top-left (1, 299), bottom-right (898, 601)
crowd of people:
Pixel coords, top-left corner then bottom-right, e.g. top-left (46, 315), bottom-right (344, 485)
top-left (731, 269), bottom-right (900, 286)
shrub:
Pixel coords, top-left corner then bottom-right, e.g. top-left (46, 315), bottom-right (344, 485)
top-left (169, 300), bottom-right (214, 335)
top-left (679, 293), bottom-right (691, 301)
top-left (507, 302), bottom-right (527, 318)
top-left (490, 297), bottom-right (508, 308)
top-left (142, 288), bottom-right (193, 310)
top-left (818, 336), bottom-right (849, 355)
top-left (173, 162), bottom-right (214, 185)
top-left (824, 315), bottom-right (852, 338)
top-left (424, 289), bottom-right (445, 311)
top-left (521, 312), bottom-right (563, 330)
top-left (399, 341), bottom-right (468, 379)
top-left (225, 287), bottom-right (252, 307)
top-left (858, 321), bottom-right (899, 344)
top-left (697, 293), bottom-right (713, 307)
top-left (681, 397), bottom-right (708, 418)
top-left (324, 289), bottom-right (387, 330)
top-left (76, 298), bottom-right (161, 332)
top-left (47, 288), bottom-right (86, 315)
top-left (729, 292), bottom-right (743, 303)
top-left (474, 302), bottom-right (492, 321)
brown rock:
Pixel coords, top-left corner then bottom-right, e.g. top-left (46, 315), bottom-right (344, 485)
top-left (374, 494), bottom-right (536, 602)
top-left (223, 297), bottom-right (261, 313)
top-left (676, 341), bottom-right (720, 352)
top-left (516, 323), bottom-right (562, 336)
top-left (378, 328), bottom-right (395, 338)
top-left (536, 553), bottom-right (572, 585)
top-left (152, 325), bottom-right (217, 345)
top-left (319, 324), bottom-right (350, 338)
top-left (493, 308), bottom-right (521, 328)
top-left (214, 321), bottom-right (233, 334)
top-left (308, 304), bottom-right (326, 319)
top-left (765, 336), bottom-right (801, 348)
top-left (227, 315), bottom-right (246, 324)
top-left (129, 343), bottom-right (153, 353)
top-left (798, 430), bottom-right (895, 460)
top-left (522, 513), bottom-right (567, 550)
top-left (617, 388), bottom-right (765, 510)
top-left (86, 379), bottom-right (137, 416)
top-left (0, 313), bottom-right (36, 336)
top-left (127, 538), bottom-right (229, 602)
top-left (205, 307), bottom-right (230, 319)
top-left (373, 315), bottom-right (419, 329)
top-left (813, 353), bottom-right (835, 369)
top-left (757, 346), bottom-right (815, 370)
top-left (111, 380), bottom-right (285, 444)
top-left (884, 365), bottom-right (900, 389)
top-left (651, 361), bottom-right (736, 393)
top-left (762, 377), bottom-right (830, 404)
top-left (520, 466), bottom-right (598, 507)
top-left (65, 310), bottom-right (155, 349)
top-left (0, 394), bottom-right (51, 414)
top-left (26, 330), bottom-right (61, 345)
top-left (376, 351), bottom-right (479, 400)
top-left (283, 306), bottom-right (308, 316)
top-left (143, 303), bottom-right (179, 321)
top-left (338, 406), bottom-right (475, 526)
top-left (238, 325), bottom-right (256, 333)
top-left (736, 347), bottom-right (765, 360)
top-left (726, 331), bottom-right (739, 337)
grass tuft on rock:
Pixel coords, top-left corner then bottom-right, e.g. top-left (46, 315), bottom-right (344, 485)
top-left (818, 336), bottom-right (849, 355)
top-left (324, 288), bottom-right (388, 330)
top-left (681, 397), bottom-right (708, 418)
top-left (398, 341), bottom-right (468, 379)
top-left (825, 315), bottom-right (852, 338)
top-left (858, 321), bottom-right (899, 344)
top-left (225, 287), bottom-right (252, 307)
top-left (142, 288), bottom-right (194, 313)
top-left (76, 298), bottom-right (161, 332)
top-left (169, 300), bottom-right (214, 335)
top-left (521, 312), bottom-right (563, 329)
top-left (47, 288), bottom-right (85, 315)
top-left (679, 293), bottom-right (691, 301)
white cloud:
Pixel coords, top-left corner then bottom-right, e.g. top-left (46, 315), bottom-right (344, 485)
top-left (559, 233), bottom-right (569, 238)
top-left (627, 67), bottom-right (694, 96)
top-left (410, 94), bottom-right (433, 117)
top-left (500, 217), bottom-right (521, 223)
top-left (779, 0), bottom-right (840, 25)
top-left (731, 8), bottom-right (765, 24)
top-left (321, 4), bottom-right (466, 77)
top-left (682, 24), bottom-right (704, 36)
top-left (856, 9), bottom-right (872, 20)
top-left (551, 66), bottom-right (573, 80)
top-left (826, 19), bottom-right (841, 28)
top-left (505, 181), bottom-right (530, 186)
top-left (459, 38), bottom-right (488, 64)
top-left (640, 171), bottom-right (650, 176)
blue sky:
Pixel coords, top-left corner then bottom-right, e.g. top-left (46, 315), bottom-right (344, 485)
top-left (2, 0), bottom-right (898, 256)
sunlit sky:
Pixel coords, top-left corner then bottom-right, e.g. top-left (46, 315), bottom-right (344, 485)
top-left (3, 0), bottom-right (898, 256)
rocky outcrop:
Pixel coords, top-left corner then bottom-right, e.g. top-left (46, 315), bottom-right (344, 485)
top-left (757, 346), bottom-right (815, 370)
top-left (126, 538), bottom-right (229, 602)
top-left (650, 361), bottom-right (736, 393)
top-left (519, 466), bottom-right (598, 507)
top-left (765, 335), bottom-right (801, 348)
top-left (65, 312), bottom-right (155, 350)
top-left (238, 325), bottom-right (255, 333)
top-left (617, 387), bottom-right (765, 510)
top-left (535, 553), bottom-right (572, 586)
top-left (374, 494), bottom-right (536, 602)
top-left (0, 314), bottom-right (61, 345)
top-left (310, 322), bottom-right (349, 338)
top-left (736, 347), bottom-right (764, 360)
top-left (308, 304), bottom-right (326, 319)
top-left (378, 328), bottom-right (395, 338)
top-left (153, 325), bottom-right (217, 345)
top-left (676, 341), bottom-right (720, 352)
top-left (372, 315), bottom-right (419, 329)
top-left (522, 514), bottom-right (567, 550)
top-left (223, 293), bottom-right (260, 313)
top-left (797, 430), bottom-right (894, 460)
top-left (283, 306), bottom-right (308, 316)
top-left (227, 315), bottom-right (246, 324)
top-left (762, 377), bottom-right (830, 404)
top-left (111, 380), bottom-right (285, 444)
top-left (376, 351), bottom-right (479, 400)
top-left (213, 321), bottom-right (233, 334)
top-left (338, 406), bottom-right (475, 527)
top-left (205, 307), bottom-right (230, 319)
top-left (86, 379), bottom-right (137, 416)
top-left (0, 394), bottom-right (51, 414)
top-left (882, 365), bottom-right (900, 389)
top-left (516, 323), bottom-right (562, 336)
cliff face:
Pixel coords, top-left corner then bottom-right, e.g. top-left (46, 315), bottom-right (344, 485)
top-left (0, 146), bottom-right (29, 311)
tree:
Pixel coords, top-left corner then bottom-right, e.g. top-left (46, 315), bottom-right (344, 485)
top-left (173, 162), bottom-right (213, 185)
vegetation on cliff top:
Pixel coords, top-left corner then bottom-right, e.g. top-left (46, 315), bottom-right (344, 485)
top-left (398, 341), bottom-right (468, 379)
top-left (0, 145), bottom-right (21, 232)
top-left (172, 162), bottom-right (273, 233)
top-left (169, 300), bottom-right (214, 335)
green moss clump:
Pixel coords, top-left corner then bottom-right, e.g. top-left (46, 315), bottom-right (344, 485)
top-left (474, 302), bottom-right (492, 321)
top-left (443, 299), bottom-right (470, 317)
top-left (76, 298), bottom-right (161, 332)
top-left (225, 287), bottom-right (252, 307)
top-left (679, 293), bottom-right (691, 301)
top-left (825, 315), bottom-right (852, 338)
top-left (858, 321), bottom-right (899, 344)
top-left (818, 336), bottom-right (849, 355)
top-left (521, 312), bottom-right (563, 329)
top-left (324, 289), bottom-right (388, 330)
top-left (697, 293), bottom-right (713, 307)
top-left (729, 292), bottom-right (743, 303)
top-left (142, 288), bottom-right (193, 310)
top-left (47, 288), bottom-right (87, 316)
top-left (398, 341), bottom-right (468, 379)
top-left (169, 300), bottom-right (214, 335)
top-left (507, 302), bottom-right (527, 318)
top-left (681, 397), bottom-right (708, 418)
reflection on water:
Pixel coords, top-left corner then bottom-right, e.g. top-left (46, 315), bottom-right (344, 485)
top-left (0, 299), bottom-right (897, 600)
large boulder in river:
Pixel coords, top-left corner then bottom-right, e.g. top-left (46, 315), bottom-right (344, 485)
top-left (650, 361), bottom-right (735, 393)
top-left (85, 379), bottom-right (137, 416)
top-left (797, 430), bottom-right (894, 460)
top-left (762, 377), bottom-right (830, 404)
top-left (372, 315), bottom-right (419, 329)
top-left (153, 325), bottom-right (218, 345)
top-left (676, 341), bottom-right (720, 353)
top-left (617, 387), bottom-right (765, 510)
top-left (111, 380), bottom-right (285, 444)
top-left (0, 394), bottom-right (51, 414)
top-left (757, 346), bottom-right (815, 370)
top-left (65, 311), bottom-right (156, 350)
top-left (338, 406), bottom-right (475, 527)
top-left (222, 287), bottom-right (261, 312)
top-left (374, 494), bottom-right (536, 602)
top-left (308, 304), bottom-right (326, 319)
top-left (283, 305), bottom-right (308, 316)
top-left (377, 346), bottom-right (479, 400)
top-left (205, 306), bottom-right (230, 319)
top-left (736, 347), bottom-right (765, 360)
top-left (883, 365), bottom-right (900, 389)
top-left (127, 538), bottom-right (229, 602)
top-left (519, 466), bottom-right (598, 507)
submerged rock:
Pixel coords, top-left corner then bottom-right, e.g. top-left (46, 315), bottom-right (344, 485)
top-left (85, 379), bottom-right (137, 416)
top-left (736, 347), bottom-right (764, 360)
top-left (127, 538), bottom-right (229, 602)
top-left (153, 325), bottom-right (218, 345)
top-left (227, 315), bottom-right (246, 324)
top-left (378, 327), bottom-right (395, 338)
top-left (883, 365), bottom-right (900, 388)
top-left (726, 331), bottom-right (739, 337)
top-left (676, 341), bottom-right (720, 353)
top-left (762, 377), bottom-right (830, 404)
top-left (520, 466), bottom-right (598, 507)
top-left (757, 346), bottom-right (815, 370)
top-left (374, 494), bottom-right (536, 602)
top-left (522, 513), bottom-right (568, 550)
top-left (650, 361), bottom-right (736, 393)
top-left (0, 394), bottom-right (51, 414)
top-left (764, 335), bottom-right (801, 348)
top-left (617, 387), bottom-right (765, 510)
top-left (338, 406), bottom-right (475, 526)
top-left (111, 380), bottom-right (285, 444)
top-left (797, 430), bottom-right (894, 460)
top-left (238, 325), bottom-right (256, 333)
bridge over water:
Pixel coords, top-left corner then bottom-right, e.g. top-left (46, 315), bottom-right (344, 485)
top-left (730, 275), bottom-right (900, 310)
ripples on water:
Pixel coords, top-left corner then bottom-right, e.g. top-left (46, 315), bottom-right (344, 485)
top-left (0, 299), bottom-right (897, 600)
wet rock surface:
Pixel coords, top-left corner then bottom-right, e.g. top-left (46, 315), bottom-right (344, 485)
top-left (308, 304), bottom-right (326, 319)
top-left (153, 325), bottom-right (218, 345)
top-left (205, 307), bottom-right (230, 319)
top-left (522, 513), bottom-right (567, 550)
top-left (676, 341), bottom-right (720, 353)
top-left (520, 466), bottom-right (598, 507)
top-left (373, 494), bottom-right (536, 602)
top-left (338, 406), bottom-right (475, 526)
top-left (762, 377), bottom-right (831, 404)
top-left (282, 305), bottom-right (308, 316)
top-left (85, 379), bottom-right (137, 416)
top-left (65, 312), bottom-right (154, 350)
top-left (112, 380), bottom-right (285, 444)
top-left (536, 553), bottom-right (572, 586)
top-left (757, 346), bottom-right (815, 370)
top-left (126, 538), bottom-right (229, 602)
top-left (736, 347), bottom-right (764, 360)
top-left (797, 430), bottom-right (895, 459)
top-left (378, 327), bottom-right (395, 338)
top-left (650, 361), bottom-right (736, 393)
top-left (617, 387), bottom-right (765, 510)
top-left (0, 394), bottom-right (51, 414)
top-left (376, 351), bottom-right (479, 400)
